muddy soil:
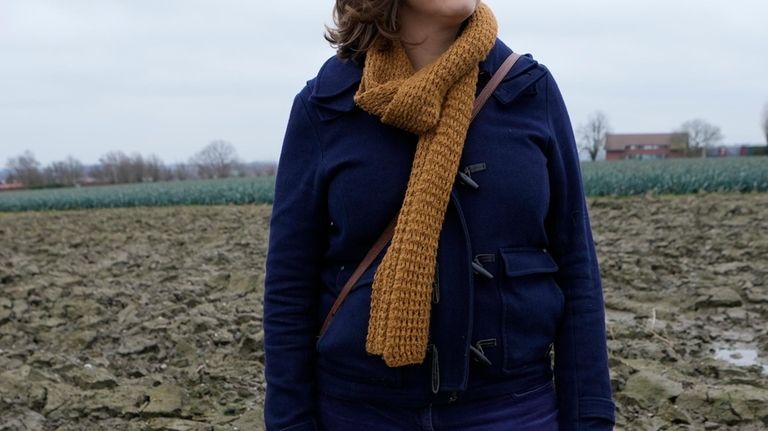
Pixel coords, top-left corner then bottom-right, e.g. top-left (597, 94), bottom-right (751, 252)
top-left (1, 193), bottom-right (767, 430)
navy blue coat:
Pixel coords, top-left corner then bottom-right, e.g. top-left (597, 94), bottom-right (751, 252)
top-left (263, 38), bottom-right (615, 431)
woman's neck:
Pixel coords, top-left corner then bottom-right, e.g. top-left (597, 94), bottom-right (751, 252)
top-left (396, 6), bottom-right (465, 71)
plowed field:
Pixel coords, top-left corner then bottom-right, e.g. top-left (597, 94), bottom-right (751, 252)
top-left (1, 193), bottom-right (767, 430)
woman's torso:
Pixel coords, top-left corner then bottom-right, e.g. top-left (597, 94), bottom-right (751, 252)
top-left (300, 38), bottom-right (564, 406)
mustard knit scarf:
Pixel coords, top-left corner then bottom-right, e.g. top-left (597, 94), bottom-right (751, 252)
top-left (354, 3), bottom-right (498, 367)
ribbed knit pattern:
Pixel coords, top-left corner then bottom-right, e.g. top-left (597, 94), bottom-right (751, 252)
top-left (354, 3), bottom-right (498, 367)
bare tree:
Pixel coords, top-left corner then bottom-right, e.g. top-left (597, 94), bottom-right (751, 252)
top-left (44, 155), bottom-right (85, 186)
top-left (190, 140), bottom-right (241, 179)
top-left (95, 151), bottom-right (160, 183)
top-left (249, 161), bottom-right (277, 176)
top-left (678, 119), bottom-right (723, 157)
top-left (577, 111), bottom-right (610, 161)
top-left (143, 153), bottom-right (165, 182)
top-left (6, 150), bottom-right (44, 188)
top-left (172, 162), bottom-right (193, 181)
top-left (96, 150), bottom-right (128, 184)
top-left (762, 102), bottom-right (768, 146)
top-left (128, 153), bottom-right (146, 183)
top-left (158, 164), bottom-right (175, 182)
top-left (96, 150), bottom-right (148, 184)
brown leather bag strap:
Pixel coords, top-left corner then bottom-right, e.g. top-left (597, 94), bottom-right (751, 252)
top-left (319, 51), bottom-right (523, 338)
top-left (472, 52), bottom-right (522, 122)
top-left (319, 217), bottom-right (396, 337)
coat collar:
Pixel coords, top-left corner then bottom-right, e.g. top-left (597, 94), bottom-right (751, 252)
top-left (308, 38), bottom-right (546, 120)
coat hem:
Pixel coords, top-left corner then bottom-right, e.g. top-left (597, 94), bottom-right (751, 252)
top-left (315, 359), bottom-right (553, 408)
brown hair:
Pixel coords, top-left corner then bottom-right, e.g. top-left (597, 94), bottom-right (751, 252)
top-left (324, 0), bottom-right (402, 62)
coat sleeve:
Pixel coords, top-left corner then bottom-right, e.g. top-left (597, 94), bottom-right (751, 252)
top-left (542, 70), bottom-right (616, 430)
top-left (263, 90), bottom-right (327, 431)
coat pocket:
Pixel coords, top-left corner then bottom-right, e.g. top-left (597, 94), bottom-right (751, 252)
top-left (315, 263), bottom-right (403, 387)
top-left (497, 246), bottom-right (564, 374)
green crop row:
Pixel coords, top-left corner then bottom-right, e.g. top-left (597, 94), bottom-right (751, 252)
top-left (0, 176), bottom-right (275, 212)
top-left (1, 157), bottom-right (766, 212)
top-left (580, 156), bottom-right (768, 196)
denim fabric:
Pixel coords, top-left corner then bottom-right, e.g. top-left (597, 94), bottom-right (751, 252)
top-left (317, 380), bottom-right (558, 431)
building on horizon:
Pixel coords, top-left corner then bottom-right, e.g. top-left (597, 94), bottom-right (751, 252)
top-left (605, 133), bottom-right (689, 161)
top-left (706, 144), bottom-right (768, 158)
top-left (0, 181), bottom-right (24, 191)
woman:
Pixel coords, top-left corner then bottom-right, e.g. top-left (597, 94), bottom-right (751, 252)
top-left (263, 0), bottom-right (616, 430)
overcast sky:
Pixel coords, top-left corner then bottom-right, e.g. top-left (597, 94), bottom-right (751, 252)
top-left (1, 0), bottom-right (766, 165)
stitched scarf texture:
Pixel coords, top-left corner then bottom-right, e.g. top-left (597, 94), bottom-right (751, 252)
top-left (354, 2), bottom-right (498, 367)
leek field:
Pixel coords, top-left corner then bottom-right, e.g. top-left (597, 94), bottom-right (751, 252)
top-left (580, 156), bottom-right (768, 196)
top-left (1, 157), bottom-right (767, 212)
top-left (0, 176), bottom-right (276, 212)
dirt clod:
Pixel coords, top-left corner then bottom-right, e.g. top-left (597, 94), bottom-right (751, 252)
top-left (1, 194), bottom-right (767, 430)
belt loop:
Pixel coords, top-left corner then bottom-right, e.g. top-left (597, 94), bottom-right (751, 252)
top-left (430, 344), bottom-right (440, 394)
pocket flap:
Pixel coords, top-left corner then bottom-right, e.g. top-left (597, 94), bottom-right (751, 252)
top-left (500, 247), bottom-right (559, 277)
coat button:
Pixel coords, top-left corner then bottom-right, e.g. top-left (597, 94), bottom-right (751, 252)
top-left (469, 345), bottom-right (492, 366)
top-left (457, 163), bottom-right (486, 189)
top-left (471, 339), bottom-right (496, 366)
top-left (457, 171), bottom-right (479, 189)
top-left (471, 256), bottom-right (494, 279)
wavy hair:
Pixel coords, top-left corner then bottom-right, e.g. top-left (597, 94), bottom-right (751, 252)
top-left (324, 0), bottom-right (402, 61)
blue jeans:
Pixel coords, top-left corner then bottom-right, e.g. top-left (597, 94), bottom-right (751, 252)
top-left (317, 380), bottom-right (559, 431)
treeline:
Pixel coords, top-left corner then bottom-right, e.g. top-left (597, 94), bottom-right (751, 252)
top-left (576, 100), bottom-right (768, 161)
top-left (3, 140), bottom-right (276, 190)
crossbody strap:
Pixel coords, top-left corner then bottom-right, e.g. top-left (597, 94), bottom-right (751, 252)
top-left (319, 51), bottom-right (523, 338)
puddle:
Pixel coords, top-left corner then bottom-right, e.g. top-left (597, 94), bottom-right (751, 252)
top-left (713, 345), bottom-right (768, 375)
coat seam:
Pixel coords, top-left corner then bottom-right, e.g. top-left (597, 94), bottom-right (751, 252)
top-left (544, 68), bottom-right (585, 427)
top-left (297, 92), bottom-right (327, 171)
top-left (298, 89), bottom-right (342, 264)
top-left (544, 72), bottom-right (555, 156)
top-left (301, 89), bottom-right (355, 261)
